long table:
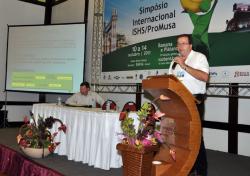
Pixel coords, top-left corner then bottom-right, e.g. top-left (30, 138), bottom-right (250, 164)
top-left (32, 103), bottom-right (137, 170)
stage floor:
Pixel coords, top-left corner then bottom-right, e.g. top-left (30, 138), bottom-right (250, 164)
top-left (0, 128), bottom-right (250, 176)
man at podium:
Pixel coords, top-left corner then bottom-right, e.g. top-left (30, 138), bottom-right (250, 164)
top-left (169, 34), bottom-right (209, 176)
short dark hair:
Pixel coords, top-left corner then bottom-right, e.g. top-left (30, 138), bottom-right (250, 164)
top-left (80, 81), bottom-right (90, 88)
top-left (177, 34), bottom-right (192, 44)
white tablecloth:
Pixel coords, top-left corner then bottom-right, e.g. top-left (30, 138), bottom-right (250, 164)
top-left (32, 103), bottom-right (137, 170)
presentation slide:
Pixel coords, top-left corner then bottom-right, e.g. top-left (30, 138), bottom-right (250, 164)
top-left (5, 23), bottom-right (85, 93)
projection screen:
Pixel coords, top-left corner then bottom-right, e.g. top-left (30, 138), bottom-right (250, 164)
top-left (5, 23), bottom-right (86, 93)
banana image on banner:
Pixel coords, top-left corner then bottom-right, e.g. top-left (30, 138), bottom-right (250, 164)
top-left (180, 0), bottom-right (218, 59)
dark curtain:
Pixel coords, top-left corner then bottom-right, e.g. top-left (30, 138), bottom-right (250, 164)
top-left (0, 144), bottom-right (63, 176)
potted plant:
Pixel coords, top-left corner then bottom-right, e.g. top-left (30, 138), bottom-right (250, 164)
top-left (117, 101), bottom-right (166, 176)
top-left (17, 111), bottom-right (66, 158)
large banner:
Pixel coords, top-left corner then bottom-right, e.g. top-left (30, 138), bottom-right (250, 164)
top-left (102, 0), bottom-right (250, 83)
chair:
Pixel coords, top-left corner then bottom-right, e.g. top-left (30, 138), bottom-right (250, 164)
top-left (122, 101), bottom-right (137, 112)
top-left (95, 103), bottom-right (101, 108)
top-left (102, 100), bottom-right (117, 110)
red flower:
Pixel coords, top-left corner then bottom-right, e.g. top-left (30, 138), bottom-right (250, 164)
top-left (51, 132), bottom-right (57, 139)
top-left (119, 111), bottom-right (127, 121)
top-left (142, 138), bottom-right (152, 146)
top-left (112, 104), bottom-right (116, 110)
top-left (17, 113), bottom-right (67, 154)
top-left (154, 131), bottom-right (163, 143)
top-left (23, 116), bottom-right (30, 124)
top-left (26, 129), bottom-right (33, 137)
top-left (19, 138), bottom-right (28, 147)
top-left (48, 144), bottom-right (56, 152)
top-left (58, 125), bottom-right (67, 133)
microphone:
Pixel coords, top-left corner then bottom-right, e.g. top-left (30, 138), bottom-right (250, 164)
top-left (172, 62), bottom-right (177, 70)
top-left (172, 54), bottom-right (182, 70)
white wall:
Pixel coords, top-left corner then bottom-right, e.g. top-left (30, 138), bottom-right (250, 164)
top-left (0, 0), bottom-right (44, 93)
top-left (239, 132), bottom-right (250, 156)
top-left (203, 97), bottom-right (229, 152)
top-left (0, 0), bottom-right (44, 121)
top-left (52, 0), bottom-right (85, 24)
top-left (204, 97), bottom-right (229, 122)
top-left (239, 99), bottom-right (250, 125)
top-left (204, 128), bottom-right (228, 152)
top-left (204, 96), bottom-right (250, 156)
top-left (238, 98), bottom-right (250, 156)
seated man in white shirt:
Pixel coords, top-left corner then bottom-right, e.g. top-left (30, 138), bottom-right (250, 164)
top-left (65, 82), bottom-right (104, 107)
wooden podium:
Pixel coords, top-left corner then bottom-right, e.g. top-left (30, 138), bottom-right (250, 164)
top-left (142, 75), bottom-right (201, 176)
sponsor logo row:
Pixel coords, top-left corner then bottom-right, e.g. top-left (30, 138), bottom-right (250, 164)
top-left (102, 70), bottom-right (167, 82)
top-left (101, 70), bottom-right (250, 83)
top-left (209, 71), bottom-right (250, 78)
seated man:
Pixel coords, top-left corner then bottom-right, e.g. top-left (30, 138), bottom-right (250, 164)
top-left (65, 81), bottom-right (104, 107)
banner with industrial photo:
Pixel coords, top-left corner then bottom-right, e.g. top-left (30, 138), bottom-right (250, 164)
top-left (102, 0), bottom-right (250, 83)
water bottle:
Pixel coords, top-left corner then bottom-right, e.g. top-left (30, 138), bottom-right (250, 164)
top-left (91, 98), bottom-right (96, 108)
top-left (57, 96), bottom-right (62, 105)
top-left (106, 100), bottom-right (110, 111)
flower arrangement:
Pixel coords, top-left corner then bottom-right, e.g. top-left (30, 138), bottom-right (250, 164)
top-left (17, 112), bottom-right (66, 153)
top-left (119, 102), bottom-right (165, 149)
